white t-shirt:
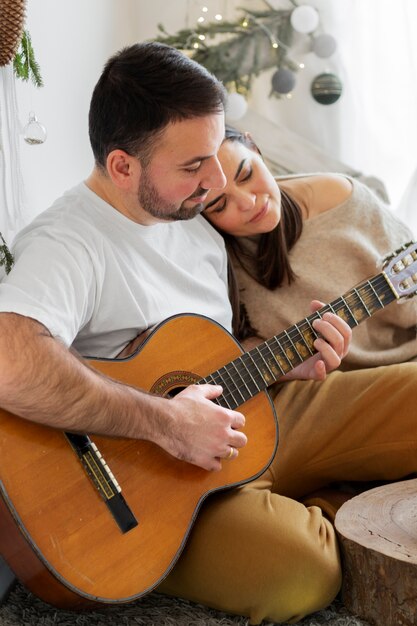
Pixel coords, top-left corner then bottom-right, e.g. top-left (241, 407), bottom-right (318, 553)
top-left (0, 183), bottom-right (232, 358)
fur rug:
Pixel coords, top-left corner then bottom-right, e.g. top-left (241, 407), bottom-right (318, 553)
top-left (0, 583), bottom-right (371, 626)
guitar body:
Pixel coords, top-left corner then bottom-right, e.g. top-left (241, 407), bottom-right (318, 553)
top-left (0, 314), bottom-right (278, 607)
top-left (2, 240), bottom-right (417, 610)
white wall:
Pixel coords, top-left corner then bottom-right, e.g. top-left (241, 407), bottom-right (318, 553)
top-left (15, 0), bottom-right (245, 222)
top-left (13, 0), bottom-right (417, 227)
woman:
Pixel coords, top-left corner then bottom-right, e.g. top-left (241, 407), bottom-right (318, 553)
top-left (203, 126), bottom-right (417, 369)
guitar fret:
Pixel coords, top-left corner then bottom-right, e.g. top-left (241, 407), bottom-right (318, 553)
top-left (368, 281), bottom-right (384, 307)
top-left (354, 287), bottom-right (371, 317)
top-left (218, 372), bottom-right (241, 406)
top-left (302, 318), bottom-right (318, 353)
top-left (254, 346), bottom-right (276, 382)
top-left (229, 360), bottom-right (252, 399)
top-left (288, 322), bottom-right (317, 360)
top-left (235, 356), bottom-right (262, 395)
top-left (245, 351), bottom-right (269, 388)
top-left (235, 359), bottom-right (261, 396)
top-left (239, 353), bottom-right (264, 391)
top-left (272, 336), bottom-right (293, 372)
top-left (223, 363), bottom-right (249, 404)
top-left (340, 296), bottom-right (359, 326)
top-left (217, 365), bottom-right (242, 405)
top-left (283, 329), bottom-right (303, 363)
top-left (264, 341), bottom-right (286, 376)
top-left (294, 322), bottom-right (314, 356)
top-left (204, 372), bottom-right (233, 409)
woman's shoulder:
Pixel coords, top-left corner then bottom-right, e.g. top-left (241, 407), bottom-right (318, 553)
top-left (280, 173), bottom-right (353, 218)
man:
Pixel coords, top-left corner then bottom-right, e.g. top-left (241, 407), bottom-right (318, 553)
top-left (0, 42), bottom-right (414, 625)
top-left (0, 43), bottom-right (347, 468)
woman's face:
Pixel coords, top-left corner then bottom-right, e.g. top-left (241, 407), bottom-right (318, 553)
top-left (203, 138), bottom-right (282, 237)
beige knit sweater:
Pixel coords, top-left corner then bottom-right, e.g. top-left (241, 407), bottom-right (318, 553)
top-left (233, 178), bottom-right (417, 371)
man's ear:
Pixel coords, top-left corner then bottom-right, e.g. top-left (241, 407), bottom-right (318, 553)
top-left (106, 150), bottom-right (141, 189)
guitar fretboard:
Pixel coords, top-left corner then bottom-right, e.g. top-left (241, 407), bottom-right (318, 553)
top-left (200, 272), bottom-right (396, 410)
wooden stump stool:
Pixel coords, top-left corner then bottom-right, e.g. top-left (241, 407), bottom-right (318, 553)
top-left (335, 478), bottom-right (417, 626)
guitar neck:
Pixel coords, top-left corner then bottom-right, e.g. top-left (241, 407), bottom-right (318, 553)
top-left (202, 271), bottom-right (397, 410)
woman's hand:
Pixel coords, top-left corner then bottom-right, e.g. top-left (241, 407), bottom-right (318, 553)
top-left (282, 300), bottom-right (351, 382)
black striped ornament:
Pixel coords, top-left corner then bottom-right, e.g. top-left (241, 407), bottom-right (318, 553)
top-left (311, 72), bottom-right (342, 105)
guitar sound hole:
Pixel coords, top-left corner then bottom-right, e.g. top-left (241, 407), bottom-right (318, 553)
top-left (166, 385), bottom-right (187, 398)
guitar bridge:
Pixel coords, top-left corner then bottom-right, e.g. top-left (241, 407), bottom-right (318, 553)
top-left (65, 432), bottom-right (138, 534)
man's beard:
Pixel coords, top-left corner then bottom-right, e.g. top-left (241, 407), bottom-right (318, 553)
top-left (137, 168), bottom-right (206, 222)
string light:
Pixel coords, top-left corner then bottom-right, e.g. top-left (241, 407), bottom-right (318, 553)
top-left (156, 4), bottom-right (340, 104)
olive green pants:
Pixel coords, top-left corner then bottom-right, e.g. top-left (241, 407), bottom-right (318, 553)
top-left (159, 363), bottom-right (417, 624)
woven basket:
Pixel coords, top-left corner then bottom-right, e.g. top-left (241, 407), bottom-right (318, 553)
top-left (0, 0), bottom-right (26, 67)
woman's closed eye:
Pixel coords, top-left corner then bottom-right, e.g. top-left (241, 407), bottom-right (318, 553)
top-left (204, 162), bottom-right (254, 215)
top-left (238, 165), bottom-right (253, 183)
top-left (210, 199), bottom-right (227, 214)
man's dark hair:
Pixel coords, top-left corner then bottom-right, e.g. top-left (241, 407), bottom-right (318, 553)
top-left (89, 42), bottom-right (227, 169)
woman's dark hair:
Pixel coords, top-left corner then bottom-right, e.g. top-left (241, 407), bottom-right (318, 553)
top-left (220, 126), bottom-right (304, 339)
top-left (89, 42), bottom-right (227, 169)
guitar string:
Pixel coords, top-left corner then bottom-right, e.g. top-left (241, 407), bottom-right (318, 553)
top-left (231, 267), bottom-right (415, 405)
top-left (202, 275), bottom-right (398, 409)
top-left (205, 277), bottom-right (394, 408)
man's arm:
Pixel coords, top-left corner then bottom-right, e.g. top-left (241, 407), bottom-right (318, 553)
top-left (0, 313), bottom-right (247, 471)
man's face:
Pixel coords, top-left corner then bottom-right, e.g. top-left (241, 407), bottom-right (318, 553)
top-left (136, 113), bottom-right (226, 222)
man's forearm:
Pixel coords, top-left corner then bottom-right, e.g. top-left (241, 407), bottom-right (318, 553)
top-left (0, 313), bottom-right (248, 471)
top-left (0, 313), bottom-right (167, 440)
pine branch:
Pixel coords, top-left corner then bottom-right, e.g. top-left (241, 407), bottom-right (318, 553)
top-left (13, 30), bottom-right (44, 88)
top-left (0, 233), bottom-right (14, 275)
top-left (155, 8), bottom-right (295, 94)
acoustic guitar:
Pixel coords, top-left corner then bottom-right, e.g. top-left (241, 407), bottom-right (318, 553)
top-left (0, 241), bottom-right (417, 609)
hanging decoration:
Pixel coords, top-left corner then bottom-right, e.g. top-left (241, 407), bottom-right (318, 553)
top-left (271, 67), bottom-right (297, 95)
top-left (0, 233), bottom-right (14, 275)
top-left (23, 110), bottom-right (47, 145)
top-left (226, 92), bottom-right (248, 121)
top-left (15, 30), bottom-right (47, 144)
top-left (312, 33), bottom-right (337, 58)
top-left (155, 3), bottom-right (299, 97)
top-left (154, 1), bottom-right (341, 105)
top-left (311, 72), bottom-right (343, 105)
top-left (13, 29), bottom-right (43, 87)
top-left (290, 4), bottom-right (319, 34)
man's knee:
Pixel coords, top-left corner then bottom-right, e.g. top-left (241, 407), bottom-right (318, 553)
top-left (249, 508), bottom-right (341, 624)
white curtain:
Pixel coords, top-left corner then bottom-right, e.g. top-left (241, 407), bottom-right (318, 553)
top-left (250, 0), bottom-right (417, 232)
top-left (333, 0), bottom-right (417, 226)
top-left (0, 65), bottom-right (26, 245)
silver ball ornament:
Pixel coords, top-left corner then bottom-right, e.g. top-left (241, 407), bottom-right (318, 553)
top-left (290, 5), bottom-right (320, 34)
top-left (312, 33), bottom-right (337, 58)
top-left (271, 68), bottom-right (297, 95)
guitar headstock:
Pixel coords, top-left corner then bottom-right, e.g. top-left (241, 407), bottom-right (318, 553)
top-left (383, 241), bottom-right (417, 299)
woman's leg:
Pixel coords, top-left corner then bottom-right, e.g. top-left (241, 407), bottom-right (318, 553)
top-left (271, 362), bottom-right (417, 498)
top-left (160, 363), bottom-right (417, 623)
